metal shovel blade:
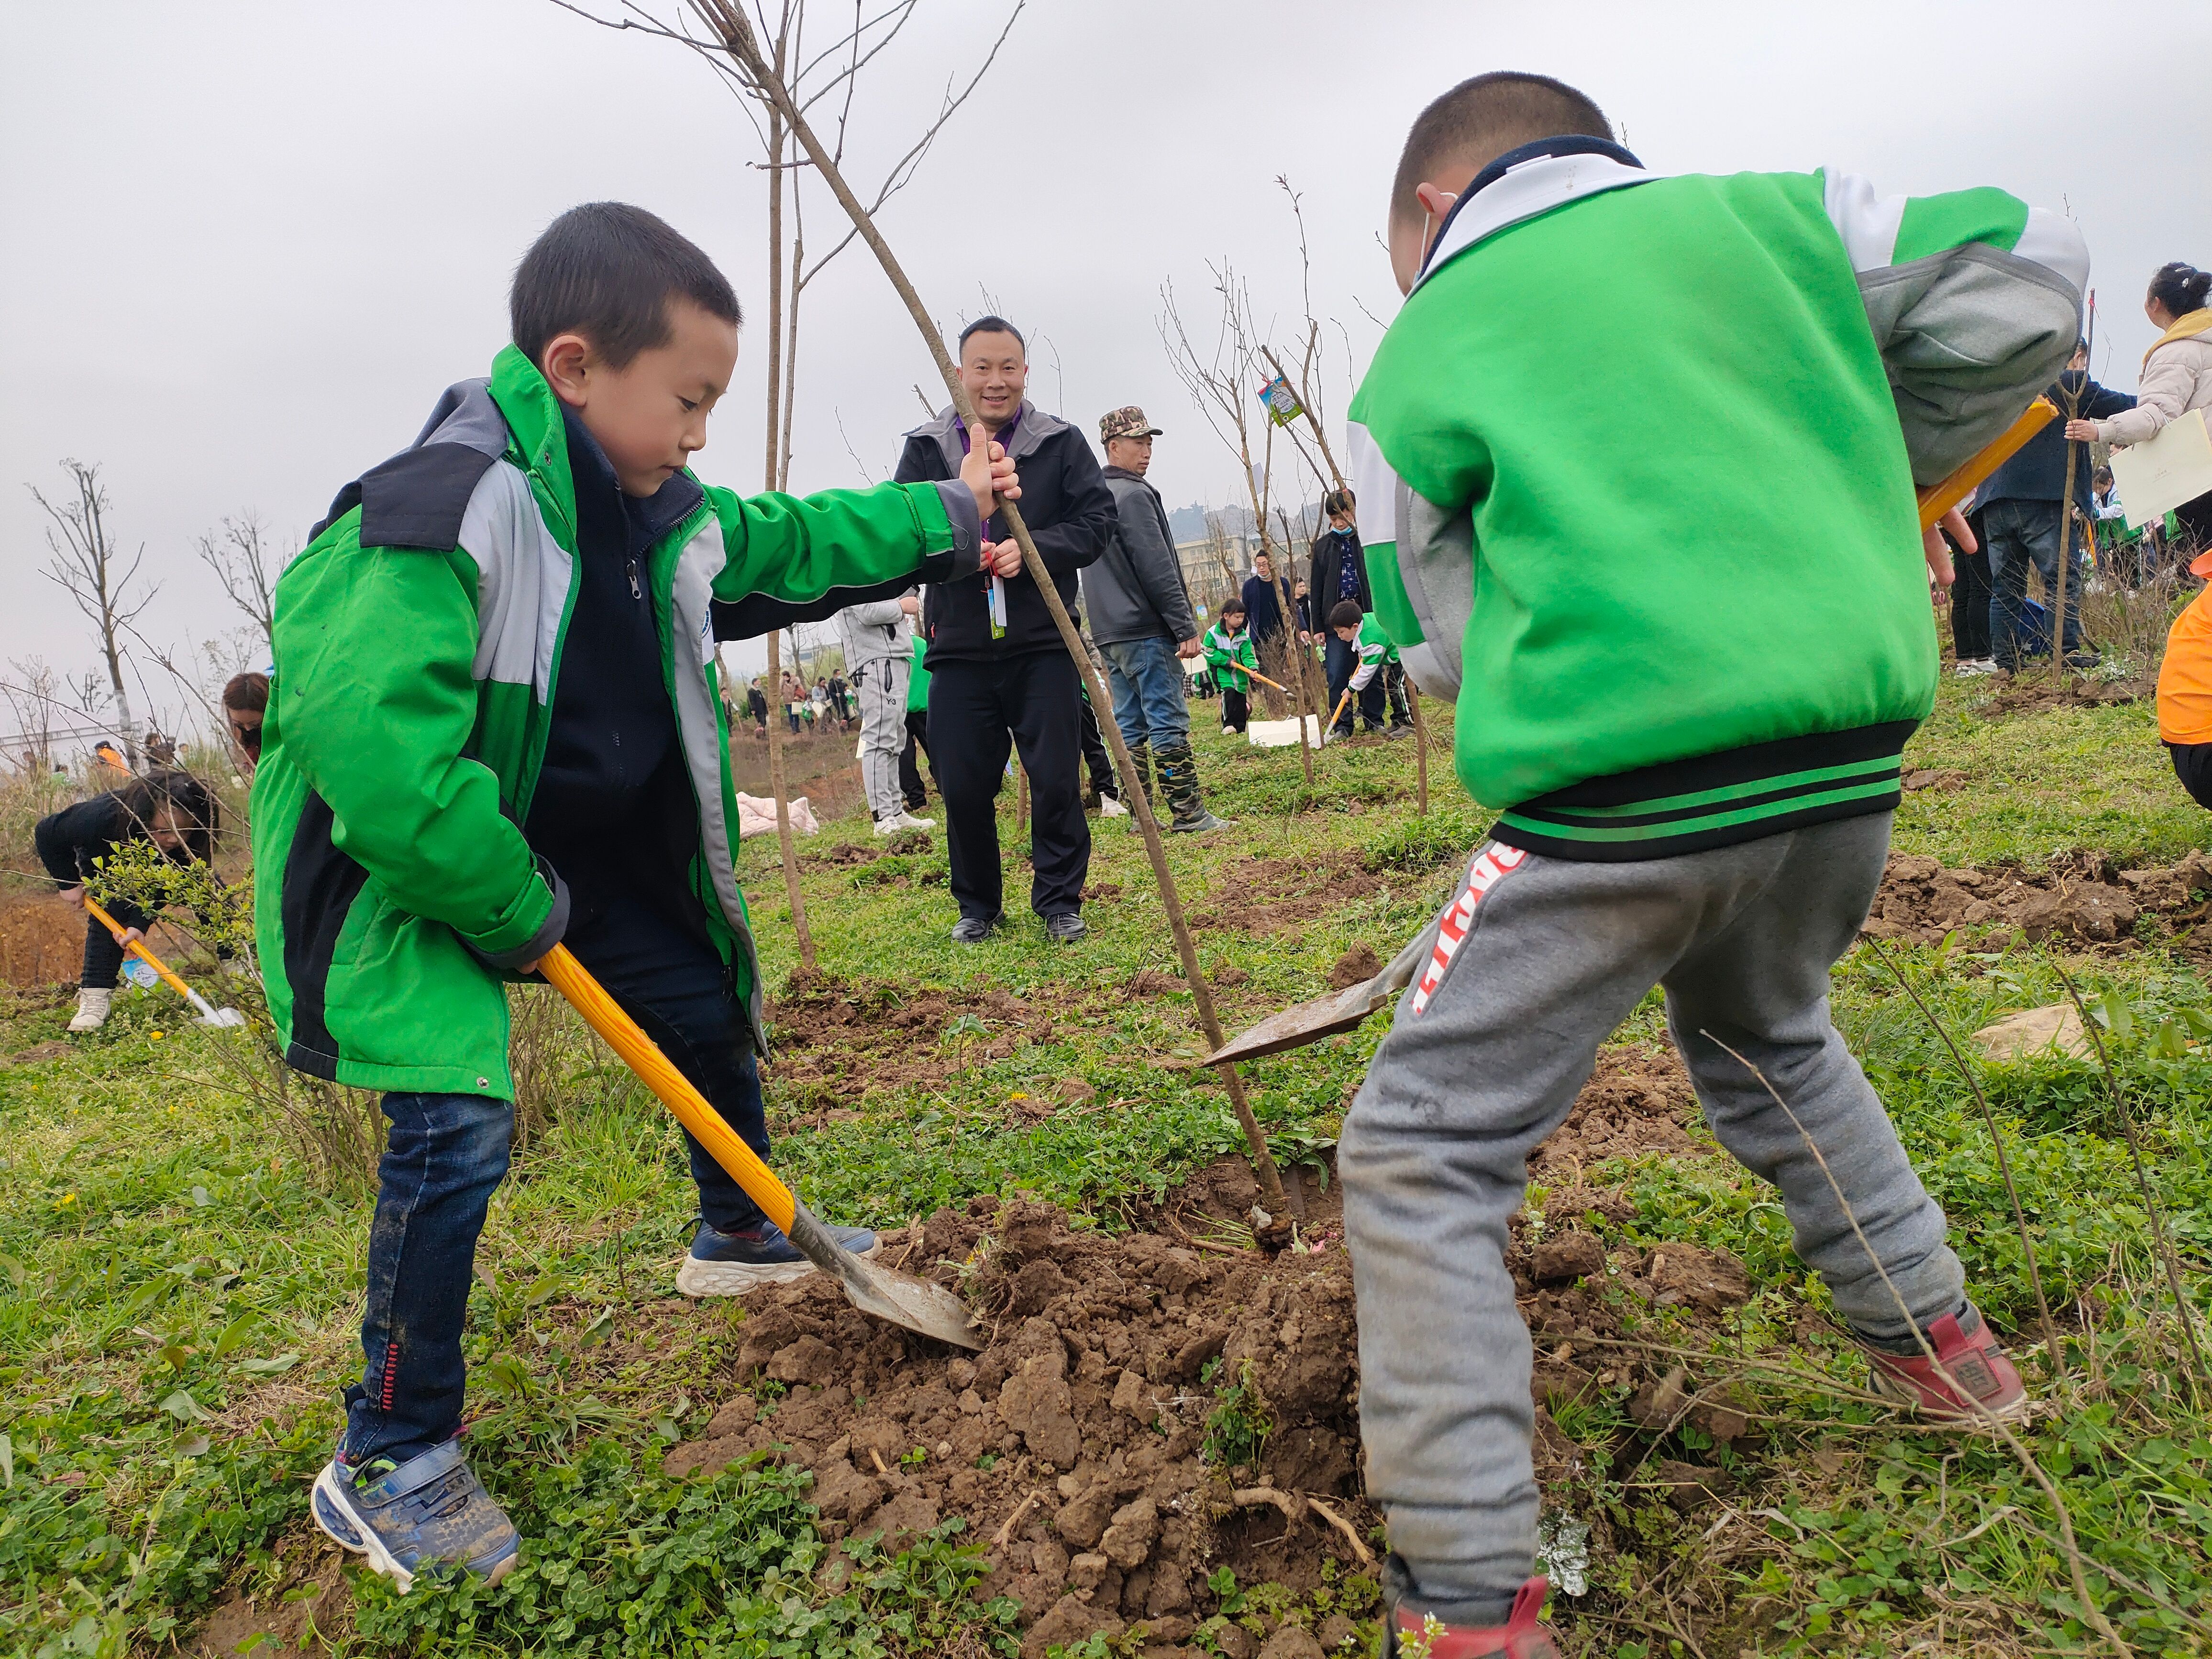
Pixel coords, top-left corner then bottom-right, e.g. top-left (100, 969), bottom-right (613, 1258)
top-left (1202, 917), bottom-right (1440, 1068)
top-left (787, 1202), bottom-right (984, 1350)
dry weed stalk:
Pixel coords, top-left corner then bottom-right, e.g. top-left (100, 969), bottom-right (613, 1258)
top-left (689, 0), bottom-right (1288, 1214)
top-left (1699, 1029), bottom-right (2129, 1656)
top-left (2046, 953), bottom-right (2209, 1392)
top-left (1864, 935), bottom-right (2067, 1379)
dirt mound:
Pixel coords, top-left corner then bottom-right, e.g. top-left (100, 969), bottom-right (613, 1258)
top-left (1863, 849), bottom-right (2212, 948)
top-left (665, 1050), bottom-right (1770, 1653)
top-left (1187, 853), bottom-right (1386, 937)
top-left (1325, 945), bottom-right (1381, 990)
top-left (667, 1197), bottom-right (1372, 1655)
top-left (763, 977), bottom-right (1062, 1107)
top-left (1530, 1045), bottom-right (1698, 1182)
top-left (1972, 674), bottom-right (2138, 719)
top-left (0, 892), bottom-right (87, 988)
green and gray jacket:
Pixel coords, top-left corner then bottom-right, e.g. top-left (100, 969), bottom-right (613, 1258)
top-left (1201, 622), bottom-right (1257, 692)
top-left (1349, 140), bottom-right (2087, 859)
top-left (253, 346), bottom-right (982, 1095)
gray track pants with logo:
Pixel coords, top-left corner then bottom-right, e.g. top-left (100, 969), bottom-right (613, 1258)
top-left (855, 655), bottom-right (910, 822)
top-left (1339, 812), bottom-right (1965, 1620)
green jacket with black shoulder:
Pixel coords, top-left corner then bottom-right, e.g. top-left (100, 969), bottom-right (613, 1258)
top-left (253, 346), bottom-right (982, 1096)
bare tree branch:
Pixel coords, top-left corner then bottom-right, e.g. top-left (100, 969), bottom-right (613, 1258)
top-left (32, 460), bottom-right (154, 768)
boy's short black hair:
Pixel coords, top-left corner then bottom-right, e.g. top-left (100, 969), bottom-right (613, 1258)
top-left (1328, 599), bottom-right (1365, 630)
top-left (511, 202), bottom-right (742, 371)
top-left (958, 314), bottom-right (1026, 356)
top-left (1392, 72), bottom-right (1613, 225)
top-left (1322, 488), bottom-right (1356, 518)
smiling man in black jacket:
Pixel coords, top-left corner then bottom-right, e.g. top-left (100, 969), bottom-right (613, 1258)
top-left (896, 317), bottom-right (1117, 942)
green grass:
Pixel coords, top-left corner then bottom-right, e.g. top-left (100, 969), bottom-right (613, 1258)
top-left (7, 686), bottom-right (2212, 1653)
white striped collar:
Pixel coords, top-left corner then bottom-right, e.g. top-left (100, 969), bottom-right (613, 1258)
top-left (1414, 151), bottom-right (1656, 295)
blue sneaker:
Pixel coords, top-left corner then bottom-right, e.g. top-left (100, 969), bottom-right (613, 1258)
top-left (675, 1218), bottom-right (879, 1297)
top-left (310, 1441), bottom-right (520, 1593)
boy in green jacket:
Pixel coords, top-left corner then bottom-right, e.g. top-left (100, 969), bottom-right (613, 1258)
top-left (1337, 75), bottom-right (2085, 1653)
top-left (1326, 602), bottom-right (1400, 739)
top-left (1201, 596), bottom-right (1258, 734)
top-left (262, 202), bottom-right (1015, 1590)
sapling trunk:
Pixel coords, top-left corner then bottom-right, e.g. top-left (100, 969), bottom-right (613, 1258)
top-left (696, 0), bottom-right (1288, 1216)
top-left (1407, 675), bottom-right (1429, 815)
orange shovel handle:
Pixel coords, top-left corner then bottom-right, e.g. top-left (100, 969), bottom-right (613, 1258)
top-left (1917, 397), bottom-right (2057, 531)
top-left (80, 895), bottom-right (198, 1003)
top-left (538, 943), bottom-right (798, 1234)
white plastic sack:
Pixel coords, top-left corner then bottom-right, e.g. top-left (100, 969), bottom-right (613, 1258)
top-left (734, 792), bottom-right (819, 839)
top-left (1248, 716), bottom-right (1321, 748)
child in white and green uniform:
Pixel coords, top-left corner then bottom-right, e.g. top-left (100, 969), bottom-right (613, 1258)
top-left (1338, 73), bottom-right (2087, 1653)
top-left (1201, 597), bottom-right (1259, 734)
top-left (1327, 602), bottom-right (1396, 737)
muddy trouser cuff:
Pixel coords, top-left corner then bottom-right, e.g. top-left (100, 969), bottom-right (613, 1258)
top-left (1339, 810), bottom-right (1963, 1604)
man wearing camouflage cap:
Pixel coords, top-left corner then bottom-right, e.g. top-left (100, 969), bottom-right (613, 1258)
top-left (1084, 407), bottom-right (1225, 833)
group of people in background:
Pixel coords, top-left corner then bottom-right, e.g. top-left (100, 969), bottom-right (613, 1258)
top-left (821, 314), bottom-right (1432, 944)
top-left (1949, 260), bottom-right (2212, 678)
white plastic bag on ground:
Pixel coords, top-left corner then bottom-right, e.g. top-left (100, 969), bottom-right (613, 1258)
top-left (1248, 716), bottom-right (1321, 748)
top-left (734, 792), bottom-right (819, 839)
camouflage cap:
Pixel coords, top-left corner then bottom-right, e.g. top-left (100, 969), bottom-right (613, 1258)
top-left (1099, 405), bottom-right (1163, 442)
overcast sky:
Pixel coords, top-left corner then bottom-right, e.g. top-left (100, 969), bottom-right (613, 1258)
top-left (3, 0), bottom-right (2207, 722)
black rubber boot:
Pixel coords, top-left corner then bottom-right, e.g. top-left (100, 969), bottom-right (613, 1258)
top-left (1157, 740), bottom-right (1226, 833)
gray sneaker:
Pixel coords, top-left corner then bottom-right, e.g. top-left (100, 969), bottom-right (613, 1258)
top-left (310, 1441), bottom-right (520, 1593)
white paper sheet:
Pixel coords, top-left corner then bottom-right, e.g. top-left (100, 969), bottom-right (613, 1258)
top-left (2110, 407), bottom-right (2212, 529)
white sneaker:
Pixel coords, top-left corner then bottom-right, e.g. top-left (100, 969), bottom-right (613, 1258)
top-left (1221, 724), bottom-right (1235, 735)
top-left (888, 810), bottom-right (936, 832)
top-left (1953, 658), bottom-right (2001, 678)
top-left (67, 987), bottom-right (113, 1032)
top-left (1100, 795), bottom-right (1130, 818)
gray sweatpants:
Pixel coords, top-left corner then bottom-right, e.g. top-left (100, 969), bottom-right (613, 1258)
top-left (1339, 812), bottom-right (1964, 1619)
top-left (855, 655), bottom-right (909, 822)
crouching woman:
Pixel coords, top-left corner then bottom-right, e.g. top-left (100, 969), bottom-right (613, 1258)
top-left (35, 768), bottom-right (221, 1032)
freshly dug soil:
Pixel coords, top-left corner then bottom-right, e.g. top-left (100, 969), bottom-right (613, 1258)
top-left (1187, 853), bottom-right (1388, 937)
top-left (671, 1045), bottom-right (1771, 1656)
top-left (1971, 673), bottom-right (2139, 719)
top-left (1863, 848), bottom-right (2212, 949)
top-left (0, 892), bottom-right (90, 988)
top-left (763, 979), bottom-right (1062, 1106)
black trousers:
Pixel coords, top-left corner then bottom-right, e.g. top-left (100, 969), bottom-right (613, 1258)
top-left (2172, 743), bottom-right (2212, 812)
top-left (900, 709), bottom-right (933, 808)
top-left (561, 889), bottom-right (769, 1233)
top-left (929, 652), bottom-right (1090, 920)
top-left (1079, 692), bottom-right (1117, 798)
top-left (1223, 687), bottom-right (1249, 732)
top-left (1951, 548), bottom-right (1993, 661)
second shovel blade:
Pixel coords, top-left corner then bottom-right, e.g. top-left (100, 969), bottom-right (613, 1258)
top-left (1201, 974), bottom-right (1401, 1067)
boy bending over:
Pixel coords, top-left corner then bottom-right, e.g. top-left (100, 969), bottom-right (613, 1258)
top-left (1338, 74), bottom-right (2085, 1653)
top-left (259, 203), bottom-right (1015, 1590)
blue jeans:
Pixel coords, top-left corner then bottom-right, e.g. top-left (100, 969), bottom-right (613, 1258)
top-left (1100, 635), bottom-right (1191, 753)
top-left (1984, 498), bottom-right (2083, 669)
top-left (343, 899), bottom-right (771, 1466)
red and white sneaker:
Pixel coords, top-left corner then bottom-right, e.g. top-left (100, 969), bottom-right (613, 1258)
top-left (1859, 1309), bottom-right (2029, 1424)
top-left (1389, 1576), bottom-right (1559, 1658)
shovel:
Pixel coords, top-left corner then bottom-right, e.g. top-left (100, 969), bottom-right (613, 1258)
top-left (82, 896), bottom-right (246, 1027)
top-left (537, 944), bottom-right (983, 1350)
top-left (1202, 400), bottom-right (2061, 1070)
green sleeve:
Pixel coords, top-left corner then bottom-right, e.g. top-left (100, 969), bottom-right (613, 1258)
top-left (272, 539), bottom-right (554, 957)
top-left (704, 480), bottom-right (979, 626)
